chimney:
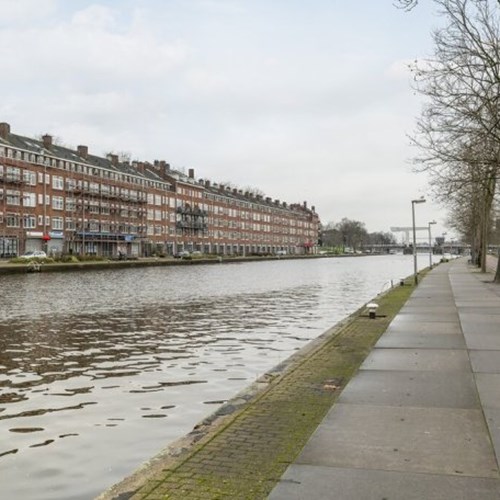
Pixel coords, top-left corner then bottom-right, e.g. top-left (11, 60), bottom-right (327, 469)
top-left (188, 168), bottom-right (195, 179)
top-left (205, 180), bottom-right (211, 187)
top-left (282, 202), bottom-right (287, 208)
top-left (233, 188), bottom-right (238, 194)
top-left (77, 145), bottom-right (88, 159)
top-left (274, 199), bottom-right (280, 205)
top-left (219, 184), bottom-right (225, 191)
top-left (107, 154), bottom-right (119, 166)
top-left (311, 205), bottom-right (315, 212)
top-left (42, 134), bottom-right (52, 150)
top-left (0, 122), bottom-right (10, 140)
top-left (303, 201), bottom-right (307, 209)
top-left (266, 197), bottom-right (272, 203)
top-left (138, 161), bottom-right (145, 173)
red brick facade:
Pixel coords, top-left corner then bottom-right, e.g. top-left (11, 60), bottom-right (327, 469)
top-left (0, 123), bottom-right (320, 258)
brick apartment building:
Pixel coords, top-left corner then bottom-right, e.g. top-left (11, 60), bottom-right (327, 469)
top-left (0, 122), bottom-right (320, 258)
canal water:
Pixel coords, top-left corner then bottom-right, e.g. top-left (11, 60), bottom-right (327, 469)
top-left (0, 255), bottom-right (434, 499)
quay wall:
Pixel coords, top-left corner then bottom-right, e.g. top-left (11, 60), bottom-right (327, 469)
top-left (0, 253), bottom-right (366, 275)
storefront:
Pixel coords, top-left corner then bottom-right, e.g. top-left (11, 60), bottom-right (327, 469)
top-left (25, 231), bottom-right (45, 253)
top-left (47, 231), bottom-right (64, 256)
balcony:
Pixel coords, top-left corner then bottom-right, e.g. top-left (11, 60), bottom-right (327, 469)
top-left (176, 205), bottom-right (208, 217)
top-left (3, 174), bottom-right (23, 185)
top-left (176, 220), bottom-right (208, 231)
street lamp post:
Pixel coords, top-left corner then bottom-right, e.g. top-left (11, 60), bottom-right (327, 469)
top-left (412, 197), bottom-right (426, 285)
top-left (428, 220), bottom-right (436, 269)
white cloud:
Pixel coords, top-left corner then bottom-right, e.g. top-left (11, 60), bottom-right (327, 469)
top-left (0, 0), bottom-right (56, 26)
top-left (0, 4), bottom-right (188, 85)
top-left (71, 4), bottom-right (117, 30)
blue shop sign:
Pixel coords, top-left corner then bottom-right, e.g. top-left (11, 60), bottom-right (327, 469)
top-left (49, 231), bottom-right (64, 239)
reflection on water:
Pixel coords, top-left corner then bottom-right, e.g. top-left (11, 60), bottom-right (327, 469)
top-left (0, 255), bottom-right (430, 499)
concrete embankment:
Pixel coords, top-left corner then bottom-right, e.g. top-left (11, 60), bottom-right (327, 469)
top-left (98, 272), bottom-right (418, 500)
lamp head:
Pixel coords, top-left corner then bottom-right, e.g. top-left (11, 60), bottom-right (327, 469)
top-left (411, 197), bottom-right (426, 204)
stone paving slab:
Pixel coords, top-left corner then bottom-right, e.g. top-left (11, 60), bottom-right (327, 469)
top-left (454, 290), bottom-right (497, 297)
top-left (484, 408), bottom-right (500, 466)
top-left (389, 312), bottom-right (460, 323)
top-left (384, 321), bottom-right (462, 335)
top-left (360, 348), bottom-right (471, 372)
top-left (404, 297), bottom-right (455, 304)
top-left (470, 351), bottom-right (500, 373)
top-left (410, 286), bottom-right (452, 295)
top-left (375, 331), bottom-right (466, 349)
top-left (295, 404), bottom-right (499, 478)
top-left (458, 306), bottom-right (500, 314)
top-left (475, 374), bottom-right (500, 409)
top-left (269, 464), bottom-right (500, 500)
top-left (398, 305), bottom-right (461, 315)
top-left (463, 332), bottom-right (500, 350)
top-left (337, 370), bottom-right (479, 409)
top-left (460, 313), bottom-right (500, 325)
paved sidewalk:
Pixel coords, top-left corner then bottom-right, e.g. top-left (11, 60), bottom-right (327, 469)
top-left (269, 259), bottom-right (500, 499)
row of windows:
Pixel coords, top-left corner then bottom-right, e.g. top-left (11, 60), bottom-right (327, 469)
top-left (1, 204), bottom-right (316, 235)
top-left (2, 214), bottom-right (62, 230)
top-left (1, 211), bottom-right (315, 242)
top-left (0, 148), bottom-right (170, 191)
top-left (1, 163), bottom-right (315, 224)
top-left (0, 192), bottom-right (314, 229)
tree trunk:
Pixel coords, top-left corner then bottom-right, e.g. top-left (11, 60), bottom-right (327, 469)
top-left (480, 176), bottom-right (495, 273)
top-left (481, 208), bottom-right (488, 273)
top-left (495, 249), bottom-right (500, 283)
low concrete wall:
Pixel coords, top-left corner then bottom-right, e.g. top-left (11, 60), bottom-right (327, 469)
top-left (0, 254), bottom-right (364, 275)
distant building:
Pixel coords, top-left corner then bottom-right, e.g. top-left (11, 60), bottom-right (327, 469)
top-left (0, 122), bottom-right (320, 258)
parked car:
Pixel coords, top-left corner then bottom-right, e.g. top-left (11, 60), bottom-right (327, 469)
top-left (191, 251), bottom-right (202, 257)
top-left (174, 250), bottom-right (190, 258)
top-left (19, 250), bottom-right (47, 259)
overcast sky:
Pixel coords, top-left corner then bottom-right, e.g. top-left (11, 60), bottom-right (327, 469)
top-left (0, 0), bottom-right (452, 241)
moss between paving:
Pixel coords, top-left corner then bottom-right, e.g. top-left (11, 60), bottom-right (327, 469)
top-left (119, 279), bottom-right (417, 500)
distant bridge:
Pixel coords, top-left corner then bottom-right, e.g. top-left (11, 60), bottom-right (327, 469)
top-left (363, 242), bottom-right (469, 255)
top-left (390, 226), bottom-right (430, 245)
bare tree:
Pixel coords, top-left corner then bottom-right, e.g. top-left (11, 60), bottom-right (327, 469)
top-left (336, 218), bottom-right (368, 252)
top-left (410, 0), bottom-right (500, 278)
top-left (394, 0), bottom-right (420, 10)
top-left (242, 186), bottom-right (266, 197)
